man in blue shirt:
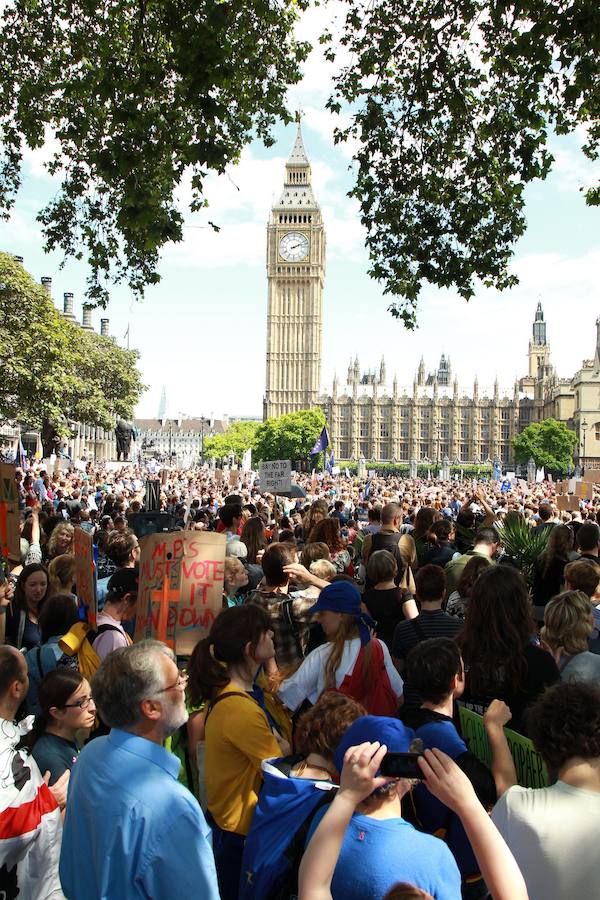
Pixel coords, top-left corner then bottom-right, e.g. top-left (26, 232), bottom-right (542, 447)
top-left (59, 640), bottom-right (219, 899)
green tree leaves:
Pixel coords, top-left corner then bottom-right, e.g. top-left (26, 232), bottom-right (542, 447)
top-left (0, 0), bottom-right (309, 305)
top-left (253, 409), bottom-right (327, 463)
top-left (0, 253), bottom-right (145, 448)
top-left (203, 420), bottom-right (260, 464)
top-left (325, 0), bottom-right (600, 327)
top-left (512, 418), bottom-right (578, 473)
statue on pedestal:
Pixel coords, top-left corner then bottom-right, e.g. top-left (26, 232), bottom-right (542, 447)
top-left (115, 419), bottom-right (135, 462)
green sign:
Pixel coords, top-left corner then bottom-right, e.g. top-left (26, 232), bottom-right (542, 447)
top-left (458, 706), bottom-right (548, 788)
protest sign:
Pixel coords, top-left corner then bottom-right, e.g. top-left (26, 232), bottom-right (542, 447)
top-left (259, 460), bottom-right (292, 494)
top-left (176, 532), bottom-right (226, 656)
top-left (136, 531), bottom-right (225, 655)
top-left (458, 706), bottom-right (548, 788)
top-left (0, 462), bottom-right (20, 562)
top-left (215, 468), bottom-right (223, 485)
top-left (229, 467), bottom-right (239, 487)
top-left (574, 481), bottom-right (594, 499)
top-left (556, 494), bottom-right (579, 511)
top-left (73, 527), bottom-right (97, 626)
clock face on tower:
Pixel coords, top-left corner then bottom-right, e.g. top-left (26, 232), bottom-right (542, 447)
top-left (279, 231), bottom-right (309, 262)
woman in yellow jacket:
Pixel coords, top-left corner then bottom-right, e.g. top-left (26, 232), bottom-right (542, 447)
top-left (188, 604), bottom-right (286, 900)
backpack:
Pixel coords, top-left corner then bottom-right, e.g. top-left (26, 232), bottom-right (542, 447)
top-left (239, 758), bottom-right (336, 900)
top-left (337, 639), bottom-right (398, 716)
top-left (58, 620), bottom-right (132, 681)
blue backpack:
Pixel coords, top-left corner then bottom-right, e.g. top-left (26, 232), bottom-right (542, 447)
top-left (239, 757), bottom-right (336, 900)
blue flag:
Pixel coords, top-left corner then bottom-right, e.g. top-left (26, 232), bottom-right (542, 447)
top-left (310, 426), bottom-right (330, 457)
top-left (326, 450), bottom-right (335, 474)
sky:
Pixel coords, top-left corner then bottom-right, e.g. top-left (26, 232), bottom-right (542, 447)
top-left (1, 2), bottom-right (599, 421)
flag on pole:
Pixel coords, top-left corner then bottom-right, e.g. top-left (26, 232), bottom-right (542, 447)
top-left (310, 427), bottom-right (330, 457)
top-left (16, 437), bottom-right (27, 470)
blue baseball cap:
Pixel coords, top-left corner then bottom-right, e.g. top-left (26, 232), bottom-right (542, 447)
top-left (334, 716), bottom-right (415, 774)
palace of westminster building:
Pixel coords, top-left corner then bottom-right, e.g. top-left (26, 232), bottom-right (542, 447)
top-left (264, 123), bottom-right (600, 468)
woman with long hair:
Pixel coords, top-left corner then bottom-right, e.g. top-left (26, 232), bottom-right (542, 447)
top-left (240, 515), bottom-right (268, 565)
top-left (363, 550), bottom-right (418, 650)
top-left (4, 562), bottom-right (50, 650)
top-left (28, 669), bottom-right (96, 784)
top-left (413, 507), bottom-right (442, 568)
top-left (302, 500), bottom-right (329, 542)
top-left (46, 521), bottom-right (74, 560)
top-left (25, 593), bottom-right (80, 715)
top-left (445, 555), bottom-right (490, 620)
top-left (278, 580), bottom-right (403, 715)
top-left (532, 524), bottom-right (574, 622)
top-left (541, 590), bottom-right (600, 684)
top-left (308, 517), bottom-right (351, 574)
top-left (48, 554), bottom-right (76, 599)
top-left (459, 566), bottom-right (559, 734)
top-left (187, 605), bottom-right (284, 900)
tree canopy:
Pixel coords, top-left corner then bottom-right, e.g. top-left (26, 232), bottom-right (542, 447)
top-left (325, 0), bottom-right (600, 326)
top-left (0, 253), bottom-right (145, 452)
top-left (512, 418), bottom-right (577, 473)
top-left (0, 0), bottom-right (308, 305)
top-left (253, 409), bottom-right (327, 464)
top-left (203, 420), bottom-right (260, 464)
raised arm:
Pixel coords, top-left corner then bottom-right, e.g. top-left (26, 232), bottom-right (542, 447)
top-left (418, 748), bottom-right (527, 900)
top-left (483, 700), bottom-right (518, 796)
top-left (298, 742), bottom-right (388, 900)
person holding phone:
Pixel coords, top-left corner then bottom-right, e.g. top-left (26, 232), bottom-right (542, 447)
top-left (303, 716), bottom-right (462, 900)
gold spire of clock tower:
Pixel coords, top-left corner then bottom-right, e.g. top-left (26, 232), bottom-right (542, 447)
top-left (263, 122), bottom-right (326, 420)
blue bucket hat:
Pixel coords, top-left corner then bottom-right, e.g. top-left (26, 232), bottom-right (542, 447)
top-left (309, 580), bottom-right (375, 645)
top-left (334, 715), bottom-right (415, 774)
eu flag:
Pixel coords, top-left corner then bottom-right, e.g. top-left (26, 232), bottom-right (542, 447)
top-left (310, 427), bottom-right (330, 457)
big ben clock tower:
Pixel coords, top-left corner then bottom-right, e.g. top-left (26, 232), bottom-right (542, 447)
top-left (263, 120), bottom-right (326, 419)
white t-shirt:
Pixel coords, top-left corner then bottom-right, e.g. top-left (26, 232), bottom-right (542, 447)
top-left (491, 780), bottom-right (600, 900)
top-left (277, 637), bottom-right (403, 712)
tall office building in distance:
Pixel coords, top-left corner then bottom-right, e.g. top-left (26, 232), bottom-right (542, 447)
top-left (263, 120), bottom-right (326, 419)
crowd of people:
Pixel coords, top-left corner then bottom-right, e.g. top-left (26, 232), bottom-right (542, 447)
top-left (1, 458), bottom-right (600, 899)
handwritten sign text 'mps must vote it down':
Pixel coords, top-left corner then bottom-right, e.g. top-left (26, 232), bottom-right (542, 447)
top-left (135, 532), bottom-right (226, 655)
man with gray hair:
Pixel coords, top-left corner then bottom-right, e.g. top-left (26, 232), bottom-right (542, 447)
top-left (59, 640), bottom-right (219, 899)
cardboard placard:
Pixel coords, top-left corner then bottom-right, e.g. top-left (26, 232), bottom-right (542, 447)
top-left (229, 467), bottom-right (239, 487)
top-left (73, 526), bottom-right (97, 626)
top-left (0, 462), bottom-right (20, 562)
top-left (136, 532), bottom-right (225, 655)
top-left (574, 481), bottom-right (594, 499)
top-left (556, 495), bottom-right (580, 511)
top-left (586, 469), bottom-right (600, 482)
top-left (259, 460), bottom-right (292, 494)
top-left (459, 706), bottom-right (548, 789)
top-left (176, 532), bottom-right (226, 656)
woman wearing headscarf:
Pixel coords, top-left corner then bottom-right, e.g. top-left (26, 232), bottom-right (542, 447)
top-left (277, 580), bottom-right (403, 715)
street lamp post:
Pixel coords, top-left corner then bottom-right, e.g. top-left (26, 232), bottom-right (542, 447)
top-left (582, 419), bottom-right (588, 472)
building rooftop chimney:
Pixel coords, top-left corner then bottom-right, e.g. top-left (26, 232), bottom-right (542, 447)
top-left (41, 277), bottom-right (52, 294)
top-left (100, 318), bottom-right (109, 337)
top-left (81, 305), bottom-right (94, 330)
top-left (63, 292), bottom-right (75, 320)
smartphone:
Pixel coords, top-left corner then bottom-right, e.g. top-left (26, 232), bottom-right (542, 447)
top-left (380, 752), bottom-right (425, 779)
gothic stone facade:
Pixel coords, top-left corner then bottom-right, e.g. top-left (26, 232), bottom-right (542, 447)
top-left (264, 128), bottom-right (600, 466)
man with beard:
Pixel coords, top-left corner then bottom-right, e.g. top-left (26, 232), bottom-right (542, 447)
top-left (59, 640), bottom-right (219, 899)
